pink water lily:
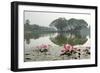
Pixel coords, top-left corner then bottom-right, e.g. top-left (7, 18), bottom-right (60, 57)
top-left (36, 44), bottom-right (51, 53)
top-left (64, 44), bottom-right (73, 52)
top-left (40, 44), bottom-right (49, 49)
top-left (60, 44), bottom-right (78, 56)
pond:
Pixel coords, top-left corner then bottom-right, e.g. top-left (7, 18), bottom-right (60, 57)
top-left (24, 30), bottom-right (90, 62)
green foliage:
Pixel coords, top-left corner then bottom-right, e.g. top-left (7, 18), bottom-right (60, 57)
top-left (50, 17), bottom-right (67, 31)
top-left (24, 20), bottom-right (56, 33)
top-left (50, 33), bottom-right (88, 46)
top-left (50, 17), bottom-right (88, 31)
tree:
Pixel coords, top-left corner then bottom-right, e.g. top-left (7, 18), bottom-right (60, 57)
top-left (50, 33), bottom-right (88, 46)
top-left (25, 19), bottom-right (30, 25)
top-left (24, 19), bottom-right (31, 31)
top-left (68, 18), bottom-right (88, 30)
top-left (50, 17), bottom-right (67, 31)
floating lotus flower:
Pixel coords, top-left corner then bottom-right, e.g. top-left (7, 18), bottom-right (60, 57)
top-left (60, 44), bottom-right (77, 56)
top-left (35, 44), bottom-right (51, 55)
top-left (42, 44), bottom-right (48, 49)
top-left (64, 44), bottom-right (73, 52)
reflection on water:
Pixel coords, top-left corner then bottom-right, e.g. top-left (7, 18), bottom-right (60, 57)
top-left (25, 29), bottom-right (89, 46)
top-left (50, 32), bottom-right (88, 46)
top-left (24, 28), bottom-right (90, 62)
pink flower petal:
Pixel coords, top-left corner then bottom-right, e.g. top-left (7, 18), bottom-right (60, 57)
top-left (64, 44), bottom-right (73, 51)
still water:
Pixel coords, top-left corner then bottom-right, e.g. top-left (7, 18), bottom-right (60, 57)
top-left (24, 31), bottom-right (90, 62)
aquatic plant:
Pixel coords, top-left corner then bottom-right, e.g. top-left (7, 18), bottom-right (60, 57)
top-left (60, 44), bottom-right (77, 56)
top-left (36, 44), bottom-right (51, 55)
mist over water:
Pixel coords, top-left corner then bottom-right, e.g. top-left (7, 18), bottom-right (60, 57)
top-left (24, 11), bottom-right (91, 62)
top-left (24, 30), bottom-right (90, 62)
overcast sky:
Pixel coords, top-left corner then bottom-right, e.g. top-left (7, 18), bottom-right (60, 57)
top-left (24, 11), bottom-right (91, 27)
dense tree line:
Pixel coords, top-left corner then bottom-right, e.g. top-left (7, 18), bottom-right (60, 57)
top-left (24, 19), bottom-right (56, 33)
top-left (24, 17), bottom-right (89, 33)
top-left (50, 17), bottom-right (88, 31)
